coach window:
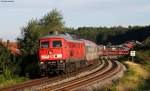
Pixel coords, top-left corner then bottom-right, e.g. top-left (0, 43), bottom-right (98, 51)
top-left (41, 41), bottom-right (49, 48)
top-left (53, 40), bottom-right (62, 47)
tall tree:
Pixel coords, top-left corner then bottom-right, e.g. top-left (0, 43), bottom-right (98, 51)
top-left (18, 9), bottom-right (64, 56)
top-left (39, 9), bottom-right (64, 35)
top-left (18, 20), bottom-right (40, 56)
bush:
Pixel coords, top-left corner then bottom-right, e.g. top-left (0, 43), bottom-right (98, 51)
top-left (118, 55), bottom-right (129, 61)
top-left (24, 63), bottom-right (40, 78)
top-left (148, 51), bottom-right (150, 57)
top-left (134, 55), bottom-right (144, 63)
top-left (2, 68), bottom-right (14, 80)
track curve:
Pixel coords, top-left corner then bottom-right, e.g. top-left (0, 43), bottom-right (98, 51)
top-left (0, 59), bottom-right (101, 91)
top-left (1, 58), bottom-right (126, 91)
top-left (39, 59), bottom-right (125, 91)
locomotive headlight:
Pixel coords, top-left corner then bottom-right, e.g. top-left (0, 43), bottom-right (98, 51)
top-left (40, 62), bottom-right (44, 64)
top-left (60, 60), bottom-right (64, 63)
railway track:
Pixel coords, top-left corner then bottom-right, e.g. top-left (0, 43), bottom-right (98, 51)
top-left (30, 59), bottom-right (107, 91)
top-left (0, 59), bottom-right (101, 91)
top-left (39, 59), bottom-right (125, 91)
top-left (1, 58), bottom-right (125, 91)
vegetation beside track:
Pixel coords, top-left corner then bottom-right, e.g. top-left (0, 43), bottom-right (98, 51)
top-left (0, 75), bottom-right (29, 89)
top-left (0, 43), bottom-right (29, 89)
top-left (94, 50), bottom-right (150, 91)
top-left (115, 61), bottom-right (149, 91)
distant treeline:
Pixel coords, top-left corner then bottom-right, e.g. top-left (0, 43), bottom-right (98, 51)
top-left (66, 26), bottom-right (150, 45)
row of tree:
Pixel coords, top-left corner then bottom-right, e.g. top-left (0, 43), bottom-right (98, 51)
top-left (67, 26), bottom-right (150, 45)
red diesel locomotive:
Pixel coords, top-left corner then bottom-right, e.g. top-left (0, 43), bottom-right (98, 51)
top-left (39, 33), bottom-right (98, 75)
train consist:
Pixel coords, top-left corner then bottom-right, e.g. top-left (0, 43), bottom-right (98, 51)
top-left (39, 33), bottom-right (98, 75)
top-left (38, 32), bottom-right (137, 75)
top-left (98, 41), bottom-right (136, 56)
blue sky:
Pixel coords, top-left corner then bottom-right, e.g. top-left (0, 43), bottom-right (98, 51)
top-left (0, 0), bottom-right (150, 41)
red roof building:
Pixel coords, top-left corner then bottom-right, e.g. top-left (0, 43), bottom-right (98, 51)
top-left (2, 41), bottom-right (21, 55)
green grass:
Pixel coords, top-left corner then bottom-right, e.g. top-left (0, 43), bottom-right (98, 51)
top-left (94, 50), bottom-right (150, 91)
top-left (116, 61), bottom-right (149, 91)
top-left (0, 74), bottom-right (29, 89)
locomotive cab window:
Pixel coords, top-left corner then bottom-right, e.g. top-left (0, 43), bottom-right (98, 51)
top-left (40, 41), bottom-right (49, 48)
top-left (53, 40), bottom-right (62, 47)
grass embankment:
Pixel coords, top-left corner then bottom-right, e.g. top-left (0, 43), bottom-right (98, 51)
top-left (0, 75), bottom-right (29, 89)
top-left (115, 61), bottom-right (150, 91)
top-left (94, 50), bottom-right (150, 91)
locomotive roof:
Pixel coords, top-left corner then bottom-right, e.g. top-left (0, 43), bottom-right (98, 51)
top-left (40, 33), bottom-right (83, 43)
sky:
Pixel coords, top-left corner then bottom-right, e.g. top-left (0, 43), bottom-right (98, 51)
top-left (0, 0), bottom-right (150, 41)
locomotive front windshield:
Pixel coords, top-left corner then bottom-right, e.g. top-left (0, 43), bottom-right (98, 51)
top-left (53, 40), bottom-right (62, 47)
top-left (41, 41), bottom-right (49, 48)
